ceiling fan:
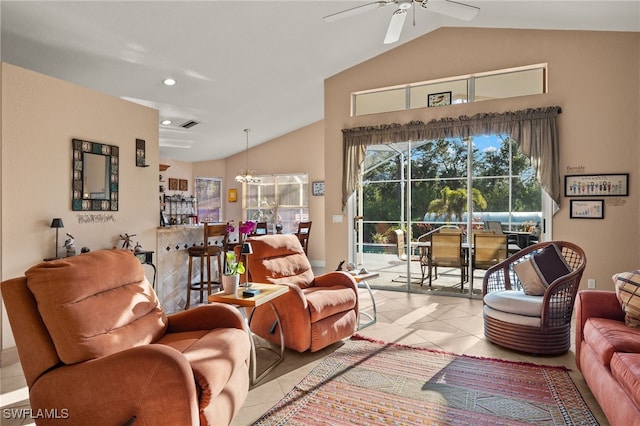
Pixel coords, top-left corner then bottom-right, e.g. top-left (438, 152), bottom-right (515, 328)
top-left (323, 0), bottom-right (480, 44)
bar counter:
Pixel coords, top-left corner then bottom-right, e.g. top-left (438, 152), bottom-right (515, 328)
top-left (155, 225), bottom-right (220, 313)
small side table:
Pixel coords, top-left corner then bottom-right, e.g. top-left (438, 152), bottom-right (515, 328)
top-left (209, 283), bottom-right (289, 385)
top-left (135, 250), bottom-right (156, 289)
top-left (349, 271), bottom-right (379, 330)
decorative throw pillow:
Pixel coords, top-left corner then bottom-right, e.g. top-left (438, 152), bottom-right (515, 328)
top-left (513, 258), bottom-right (547, 295)
top-left (613, 271), bottom-right (640, 327)
top-left (513, 243), bottom-right (572, 296)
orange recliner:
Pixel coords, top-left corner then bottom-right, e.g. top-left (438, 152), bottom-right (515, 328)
top-left (244, 234), bottom-right (358, 352)
top-left (1, 249), bottom-right (251, 425)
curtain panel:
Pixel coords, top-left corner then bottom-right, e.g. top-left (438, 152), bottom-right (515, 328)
top-left (341, 106), bottom-right (561, 210)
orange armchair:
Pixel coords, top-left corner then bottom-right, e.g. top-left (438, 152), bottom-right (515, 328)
top-left (244, 234), bottom-right (358, 352)
top-left (2, 249), bottom-right (251, 425)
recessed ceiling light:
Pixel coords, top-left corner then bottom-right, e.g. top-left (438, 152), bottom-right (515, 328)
top-left (161, 119), bottom-right (172, 125)
top-left (162, 78), bottom-right (176, 86)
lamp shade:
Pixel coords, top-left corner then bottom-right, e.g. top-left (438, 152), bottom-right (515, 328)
top-left (241, 242), bottom-right (253, 255)
top-left (50, 218), bottom-right (64, 228)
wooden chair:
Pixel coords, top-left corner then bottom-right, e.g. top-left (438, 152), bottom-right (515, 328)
top-left (428, 232), bottom-right (467, 290)
top-left (482, 240), bottom-right (586, 354)
top-left (393, 229), bottom-right (428, 284)
top-left (296, 221), bottom-right (312, 255)
top-left (252, 221), bottom-right (268, 235)
top-left (185, 222), bottom-right (228, 310)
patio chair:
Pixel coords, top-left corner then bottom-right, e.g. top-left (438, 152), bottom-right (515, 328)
top-left (484, 220), bottom-right (521, 246)
top-left (428, 232), bottom-right (467, 290)
top-left (392, 229), bottom-right (428, 284)
top-left (472, 233), bottom-right (508, 277)
top-left (482, 240), bottom-right (586, 354)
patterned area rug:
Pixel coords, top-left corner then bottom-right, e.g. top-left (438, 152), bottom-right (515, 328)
top-left (254, 335), bottom-right (598, 425)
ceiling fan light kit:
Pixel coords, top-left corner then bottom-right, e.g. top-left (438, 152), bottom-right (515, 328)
top-left (324, 0), bottom-right (480, 45)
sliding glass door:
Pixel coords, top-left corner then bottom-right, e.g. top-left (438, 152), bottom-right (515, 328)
top-left (354, 135), bottom-right (543, 297)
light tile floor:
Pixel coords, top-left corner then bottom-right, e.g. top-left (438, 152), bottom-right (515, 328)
top-left (1, 288), bottom-right (608, 426)
top-left (231, 288), bottom-right (609, 426)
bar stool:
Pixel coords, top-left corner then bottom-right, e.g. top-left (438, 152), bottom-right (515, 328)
top-left (185, 222), bottom-right (228, 310)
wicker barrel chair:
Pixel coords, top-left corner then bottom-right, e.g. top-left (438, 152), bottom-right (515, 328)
top-left (482, 240), bottom-right (586, 354)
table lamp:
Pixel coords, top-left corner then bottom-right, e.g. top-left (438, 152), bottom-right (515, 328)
top-left (50, 218), bottom-right (64, 259)
top-left (241, 242), bottom-right (253, 286)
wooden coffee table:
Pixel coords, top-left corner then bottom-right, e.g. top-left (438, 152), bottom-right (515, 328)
top-left (209, 282), bottom-right (289, 385)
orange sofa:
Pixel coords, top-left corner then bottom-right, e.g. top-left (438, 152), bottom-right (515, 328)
top-left (2, 249), bottom-right (251, 425)
top-left (244, 234), bottom-right (359, 352)
top-left (575, 290), bottom-right (640, 426)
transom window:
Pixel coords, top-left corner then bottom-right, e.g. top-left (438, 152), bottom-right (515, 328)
top-left (353, 64), bottom-right (546, 116)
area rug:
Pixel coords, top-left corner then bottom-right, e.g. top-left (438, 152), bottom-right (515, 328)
top-left (253, 335), bottom-right (598, 425)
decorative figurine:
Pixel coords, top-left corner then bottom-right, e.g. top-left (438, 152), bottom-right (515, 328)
top-left (64, 233), bottom-right (76, 257)
top-left (119, 233), bottom-right (137, 250)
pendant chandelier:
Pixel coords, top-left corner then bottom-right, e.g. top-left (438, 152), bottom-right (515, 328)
top-left (235, 128), bottom-right (260, 183)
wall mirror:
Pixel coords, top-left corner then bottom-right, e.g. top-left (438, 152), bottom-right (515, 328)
top-left (72, 138), bottom-right (119, 211)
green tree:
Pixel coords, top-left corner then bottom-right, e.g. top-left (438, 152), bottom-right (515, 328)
top-left (427, 186), bottom-right (488, 222)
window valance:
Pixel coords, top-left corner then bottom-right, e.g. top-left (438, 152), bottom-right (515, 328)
top-left (341, 106), bottom-right (561, 210)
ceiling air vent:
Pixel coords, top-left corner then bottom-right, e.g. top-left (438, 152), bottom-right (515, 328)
top-left (179, 120), bottom-right (200, 129)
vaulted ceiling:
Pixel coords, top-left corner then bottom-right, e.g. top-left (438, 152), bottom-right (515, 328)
top-left (2, 1), bottom-right (638, 162)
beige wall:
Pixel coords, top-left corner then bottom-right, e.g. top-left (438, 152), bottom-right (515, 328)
top-left (160, 158), bottom-right (194, 198)
top-left (1, 63), bottom-right (159, 348)
top-left (197, 121), bottom-right (326, 266)
top-left (2, 28), bottom-right (637, 348)
top-left (324, 28), bottom-right (640, 291)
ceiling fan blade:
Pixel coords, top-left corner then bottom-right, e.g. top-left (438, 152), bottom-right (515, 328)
top-left (421, 0), bottom-right (480, 21)
top-left (383, 8), bottom-right (408, 44)
top-left (323, 1), bottom-right (393, 23)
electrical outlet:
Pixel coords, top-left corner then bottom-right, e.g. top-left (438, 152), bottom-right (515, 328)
top-left (332, 215), bottom-right (343, 223)
top-left (587, 279), bottom-right (596, 289)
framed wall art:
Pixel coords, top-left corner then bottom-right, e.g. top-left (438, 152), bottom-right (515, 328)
top-left (427, 91), bottom-right (452, 108)
top-left (135, 138), bottom-right (149, 167)
top-left (564, 173), bottom-right (628, 197)
top-left (570, 199), bottom-right (604, 219)
top-left (228, 188), bottom-right (238, 202)
top-left (179, 179), bottom-right (188, 191)
top-left (312, 181), bottom-right (325, 196)
top-left (168, 178), bottom-right (178, 191)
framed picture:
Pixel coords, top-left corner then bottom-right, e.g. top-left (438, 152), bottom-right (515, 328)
top-left (570, 199), bottom-right (604, 219)
top-left (228, 188), bottom-right (238, 202)
top-left (168, 178), bottom-right (178, 191)
top-left (179, 179), bottom-right (188, 191)
top-left (312, 181), bottom-right (325, 196)
top-left (427, 91), bottom-right (452, 107)
top-left (565, 173), bottom-right (628, 197)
